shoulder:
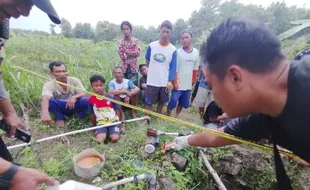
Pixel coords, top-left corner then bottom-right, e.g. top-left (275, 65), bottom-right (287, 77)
top-left (43, 80), bottom-right (55, 88)
top-left (149, 41), bottom-right (157, 47)
top-left (177, 48), bottom-right (183, 53)
top-left (68, 76), bottom-right (82, 83)
top-left (88, 95), bottom-right (97, 104)
top-left (169, 43), bottom-right (177, 50)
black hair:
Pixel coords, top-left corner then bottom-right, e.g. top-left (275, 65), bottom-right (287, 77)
top-left (120, 21), bottom-right (132, 31)
top-left (113, 66), bottom-right (123, 73)
top-left (180, 29), bottom-right (193, 38)
top-left (90, 74), bottom-right (105, 84)
top-left (201, 18), bottom-right (284, 80)
top-left (139, 64), bottom-right (147, 70)
top-left (160, 20), bottom-right (172, 30)
top-left (49, 61), bottom-right (67, 72)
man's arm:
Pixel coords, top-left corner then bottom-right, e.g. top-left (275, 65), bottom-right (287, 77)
top-left (188, 127), bottom-right (238, 147)
top-left (168, 51), bottom-right (177, 83)
top-left (90, 114), bottom-right (96, 126)
top-left (0, 157), bottom-right (56, 189)
top-left (0, 86), bottom-right (24, 136)
top-left (41, 95), bottom-right (53, 124)
top-left (129, 81), bottom-right (140, 95)
top-left (125, 40), bottom-right (140, 57)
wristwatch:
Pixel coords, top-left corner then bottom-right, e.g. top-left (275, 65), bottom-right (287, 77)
top-left (0, 164), bottom-right (19, 187)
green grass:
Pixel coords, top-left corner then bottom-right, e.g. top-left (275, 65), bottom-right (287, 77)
top-left (2, 32), bottom-right (310, 190)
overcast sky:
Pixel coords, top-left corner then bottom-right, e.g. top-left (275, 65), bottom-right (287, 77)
top-left (9, 0), bottom-right (310, 33)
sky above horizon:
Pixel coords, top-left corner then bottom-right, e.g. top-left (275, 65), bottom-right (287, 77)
top-left (9, 0), bottom-right (310, 33)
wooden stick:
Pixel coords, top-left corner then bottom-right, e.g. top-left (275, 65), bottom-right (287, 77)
top-left (199, 149), bottom-right (227, 190)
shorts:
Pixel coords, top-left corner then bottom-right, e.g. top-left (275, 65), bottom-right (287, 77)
top-left (191, 81), bottom-right (200, 97)
top-left (145, 85), bottom-right (169, 105)
top-left (95, 125), bottom-right (121, 136)
top-left (194, 87), bottom-right (213, 108)
top-left (167, 90), bottom-right (191, 110)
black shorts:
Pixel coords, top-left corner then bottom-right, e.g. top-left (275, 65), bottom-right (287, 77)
top-left (191, 81), bottom-right (200, 97)
top-left (145, 85), bottom-right (169, 105)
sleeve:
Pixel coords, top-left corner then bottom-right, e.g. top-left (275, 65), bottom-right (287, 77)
top-left (168, 50), bottom-right (177, 82)
top-left (0, 79), bottom-right (8, 100)
top-left (194, 52), bottom-right (200, 70)
top-left (145, 45), bottom-right (151, 61)
top-left (135, 40), bottom-right (141, 57)
top-left (118, 40), bottom-right (126, 60)
top-left (42, 82), bottom-right (54, 97)
top-left (108, 81), bottom-right (115, 89)
top-left (87, 102), bottom-right (94, 114)
top-left (128, 80), bottom-right (134, 89)
top-left (223, 114), bottom-right (271, 142)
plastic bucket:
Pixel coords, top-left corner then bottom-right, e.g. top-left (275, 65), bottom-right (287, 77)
top-left (73, 148), bottom-right (105, 179)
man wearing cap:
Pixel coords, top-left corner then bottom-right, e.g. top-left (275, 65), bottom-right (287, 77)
top-left (166, 30), bottom-right (199, 117)
top-left (0, 0), bottom-right (60, 189)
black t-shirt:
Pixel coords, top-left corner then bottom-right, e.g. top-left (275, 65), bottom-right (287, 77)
top-left (224, 56), bottom-right (310, 162)
top-left (139, 75), bottom-right (147, 90)
top-left (203, 101), bottom-right (224, 124)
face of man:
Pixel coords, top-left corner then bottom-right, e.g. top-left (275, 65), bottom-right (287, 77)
top-left (205, 64), bottom-right (253, 118)
top-left (139, 66), bottom-right (148, 77)
top-left (114, 68), bottom-right (123, 82)
top-left (122, 24), bottom-right (131, 38)
top-left (159, 27), bottom-right (172, 42)
top-left (181, 32), bottom-right (192, 48)
top-left (50, 64), bottom-right (68, 83)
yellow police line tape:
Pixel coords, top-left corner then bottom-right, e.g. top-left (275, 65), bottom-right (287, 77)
top-left (11, 65), bottom-right (297, 159)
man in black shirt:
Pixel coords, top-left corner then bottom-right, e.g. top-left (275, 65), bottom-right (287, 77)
top-left (139, 64), bottom-right (148, 103)
top-left (203, 100), bottom-right (229, 128)
top-left (167, 18), bottom-right (310, 189)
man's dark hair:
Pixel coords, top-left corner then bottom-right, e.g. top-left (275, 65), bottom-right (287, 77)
top-left (200, 18), bottom-right (284, 79)
top-left (181, 29), bottom-right (193, 38)
top-left (160, 20), bottom-right (172, 30)
top-left (121, 21), bottom-right (132, 31)
top-left (90, 74), bottom-right (105, 84)
top-left (139, 64), bottom-right (147, 70)
top-left (49, 61), bottom-right (67, 72)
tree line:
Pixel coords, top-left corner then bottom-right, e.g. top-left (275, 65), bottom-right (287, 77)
top-left (15, 0), bottom-right (310, 45)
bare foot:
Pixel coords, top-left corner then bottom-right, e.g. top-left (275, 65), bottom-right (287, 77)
top-left (120, 124), bottom-right (125, 134)
top-left (56, 120), bottom-right (65, 128)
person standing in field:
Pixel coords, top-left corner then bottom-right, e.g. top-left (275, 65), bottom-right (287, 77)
top-left (138, 64), bottom-right (148, 103)
top-left (167, 30), bottom-right (199, 117)
top-left (118, 21), bottom-right (141, 87)
top-left (145, 20), bottom-right (177, 115)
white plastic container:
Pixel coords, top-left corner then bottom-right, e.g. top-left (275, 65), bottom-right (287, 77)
top-left (73, 148), bottom-right (105, 179)
top-left (46, 180), bottom-right (102, 190)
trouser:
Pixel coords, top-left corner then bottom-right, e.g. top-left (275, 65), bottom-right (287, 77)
top-left (0, 137), bottom-right (12, 190)
top-left (49, 97), bottom-right (89, 121)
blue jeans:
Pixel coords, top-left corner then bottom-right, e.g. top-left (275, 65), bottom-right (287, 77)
top-left (48, 97), bottom-right (89, 121)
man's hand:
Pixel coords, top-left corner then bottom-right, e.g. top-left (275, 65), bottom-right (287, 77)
top-left (41, 112), bottom-right (53, 125)
top-left (0, 0), bottom-right (33, 21)
top-left (165, 82), bottom-right (173, 93)
top-left (166, 135), bottom-right (191, 151)
top-left (66, 96), bottom-right (77, 109)
top-left (10, 167), bottom-right (57, 190)
top-left (126, 91), bottom-right (133, 97)
top-left (4, 113), bottom-right (24, 138)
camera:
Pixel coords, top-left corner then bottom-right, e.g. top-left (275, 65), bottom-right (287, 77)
top-left (0, 19), bottom-right (10, 40)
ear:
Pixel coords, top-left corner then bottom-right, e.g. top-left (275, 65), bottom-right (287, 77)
top-left (226, 65), bottom-right (245, 91)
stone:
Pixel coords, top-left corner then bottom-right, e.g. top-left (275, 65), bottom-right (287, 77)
top-left (158, 176), bottom-right (177, 190)
top-left (222, 161), bottom-right (242, 175)
top-left (170, 153), bottom-right (188, 171)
